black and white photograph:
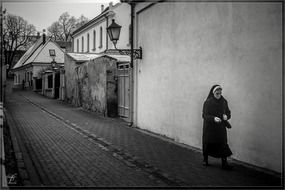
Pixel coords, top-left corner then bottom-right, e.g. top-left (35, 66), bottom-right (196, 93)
top-left (0, 0), bottom-right (283, 189)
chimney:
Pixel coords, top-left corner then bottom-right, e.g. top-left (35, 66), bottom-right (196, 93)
top-left (101, 5), bottom-right (104, 13)
top-left (42, 29), bottom-right (46, 44)
top-left (109, 2), bottom-right (113, 11)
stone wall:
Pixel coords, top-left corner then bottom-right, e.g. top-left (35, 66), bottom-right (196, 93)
top-left (65, 55), bottom-right (118, 116)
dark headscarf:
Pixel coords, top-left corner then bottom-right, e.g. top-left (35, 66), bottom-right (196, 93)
top-left (206, 84), bottom-right (223, 100)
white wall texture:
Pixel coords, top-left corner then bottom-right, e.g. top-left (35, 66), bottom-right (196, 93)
top-left (134, 2), bottom-right (282, 172)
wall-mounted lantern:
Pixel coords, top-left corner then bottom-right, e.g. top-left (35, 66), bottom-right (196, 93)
top-left (107, 19), bottom-right (142, 60)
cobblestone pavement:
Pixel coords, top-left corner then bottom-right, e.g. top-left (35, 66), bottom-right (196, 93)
top-left (5, 88), bottom-right (167, 187)
top-left (4, 82), bottom-right (283, 188)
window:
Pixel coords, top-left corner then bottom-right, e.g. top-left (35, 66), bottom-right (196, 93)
top-left (49, 49), bottom-right (56, 56)
top-left (82, 36), bottom-right (84, 52)
top-left (77, 39), bottom-right (79, 52)
top-left (99, 27), bottom-right (103, 48)
top-left (48, 75), bottom-right (53, 88)
top-left (87, 33), bottom-right (90, 52)
top-left (93, 30), bottom-right (96, 50)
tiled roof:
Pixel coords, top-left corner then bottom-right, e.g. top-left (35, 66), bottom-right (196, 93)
top-left (12, 36), bottom-right (65, 70)
top-left (12, 36), bottom-right (46, 69)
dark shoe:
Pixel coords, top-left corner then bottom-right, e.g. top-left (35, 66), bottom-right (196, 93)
top-left (221, 157), bottom-right (233, 170)
top-left (222, 164), bottom-right (233, 170)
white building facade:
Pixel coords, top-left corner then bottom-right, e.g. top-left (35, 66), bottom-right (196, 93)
top-left (130, 1), bottom-right (282, 173)
top-left (72, 2), bottom-right (131, 53)
top-left (12, 35), bottom-right (65, 97)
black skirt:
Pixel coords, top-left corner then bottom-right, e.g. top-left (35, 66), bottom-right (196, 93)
top-left (203, 143), bottom-right (232, 158)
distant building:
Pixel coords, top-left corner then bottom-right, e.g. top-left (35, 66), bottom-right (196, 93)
top-left (11, 34), bottom-right (65, 99)
top-left (65, 2), bottom-right (131, 118)
top-left (71, 2), bottom-right (130, 53)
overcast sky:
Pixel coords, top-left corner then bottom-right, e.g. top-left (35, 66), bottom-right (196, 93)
top-left (2, 0), bottom-right (120, 32)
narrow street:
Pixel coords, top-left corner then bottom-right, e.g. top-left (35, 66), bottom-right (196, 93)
top-left (4, 81), bottom-right (167, 187)
top-left (4, 80), bottom-right (282, 187)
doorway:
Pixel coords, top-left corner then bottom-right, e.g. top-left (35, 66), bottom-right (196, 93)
top-left (54, 72), bottom-right (60, 99)
top-left (117, 63), bottom-right (130, 119)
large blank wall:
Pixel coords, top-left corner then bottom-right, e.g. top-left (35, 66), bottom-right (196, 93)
top-left (135, 2), bottom-right (282, 172)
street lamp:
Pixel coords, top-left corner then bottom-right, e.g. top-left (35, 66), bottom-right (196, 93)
top-left (107, 19), bottom-right (142, 60)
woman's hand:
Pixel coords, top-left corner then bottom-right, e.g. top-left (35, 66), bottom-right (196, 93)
top-left (223, 114), bottom-right (228, 121)
top-left (214, 117), bottom-right (222, 123)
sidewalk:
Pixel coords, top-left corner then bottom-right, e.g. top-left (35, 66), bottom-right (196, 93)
top-left (5, 83), bottom-right (283, 188)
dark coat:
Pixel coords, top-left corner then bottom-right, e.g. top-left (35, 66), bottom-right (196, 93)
top-left (202, 96), bottom-right (232, 158)
top-left (202, 96), bottom-right (231, 143)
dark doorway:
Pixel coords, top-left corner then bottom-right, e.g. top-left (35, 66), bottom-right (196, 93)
top-left (106, 69), bottom-right (118, 117)
top-left (36, 79), bottom-right (42, 90)
top-left (54, 72), bottom-right (60, 99)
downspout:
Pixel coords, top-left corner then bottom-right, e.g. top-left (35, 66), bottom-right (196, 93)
top-left (0, 4), bottom-right (3, 102)
top-left (105, 15), bottom-right (109, 50)
top-left (129, 2), bottom-right (135, 127)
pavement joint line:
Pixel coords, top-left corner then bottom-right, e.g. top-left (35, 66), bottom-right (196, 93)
top-left (20, 94), bottom-right (185, 186)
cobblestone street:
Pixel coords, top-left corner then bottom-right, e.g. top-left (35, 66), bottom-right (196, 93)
top-left (4, 81), bottom-right (282, 188)
top-left (5, 87), bottom-right (168, 187)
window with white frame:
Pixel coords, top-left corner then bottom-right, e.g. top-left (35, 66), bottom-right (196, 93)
top-left (82, 36), bottom-right (84, 52)
top-left (77, 39), bottom-right (79, 52)
top-left (87, 33), bottom-right (90, 52)
top-left (93, 30), bottom-right (96, 51)
top-left (99, 27), bottom-right (103, 48)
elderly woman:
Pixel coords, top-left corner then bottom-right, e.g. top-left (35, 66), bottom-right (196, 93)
top-left (202, 85), bottom-right (233, 170)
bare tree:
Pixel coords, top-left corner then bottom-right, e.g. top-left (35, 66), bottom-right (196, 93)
top-left (47, 12), bottom-right (89, 42)
top-left (58, 12), bottom-right (76, 42)
top-left (76, 14), bottom-right (89, 29)
top-left (47, 21), bottom-right (63, 41)
top-left (3, 13), bottom-right (37, 70)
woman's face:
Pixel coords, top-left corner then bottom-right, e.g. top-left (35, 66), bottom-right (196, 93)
top-left (213, 89), bottom-right (222, 99)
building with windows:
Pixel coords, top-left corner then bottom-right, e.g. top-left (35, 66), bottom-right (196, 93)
top-left (65, 2), bottom-right (131, 118)
top-left (72, 2), bottom-right (130, 53)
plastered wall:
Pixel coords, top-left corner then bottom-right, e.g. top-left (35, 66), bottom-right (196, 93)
top-left (134, 2), bottom-right (282, 172)
top-left (65, 55), bottom-right (117, 116)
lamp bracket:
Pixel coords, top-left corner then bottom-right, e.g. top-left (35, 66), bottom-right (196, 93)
top-left (106, 47), bottom-right (142, 60)
top-left (118, 47), bottom-right (142, 60)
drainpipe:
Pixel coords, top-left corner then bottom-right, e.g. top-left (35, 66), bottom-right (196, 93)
top-left (0, 4), bottom-right (3, 102)
top-left (105, 16), bottom-right (109, 50)
top-left (129, 2), bottom-right (135, 127)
